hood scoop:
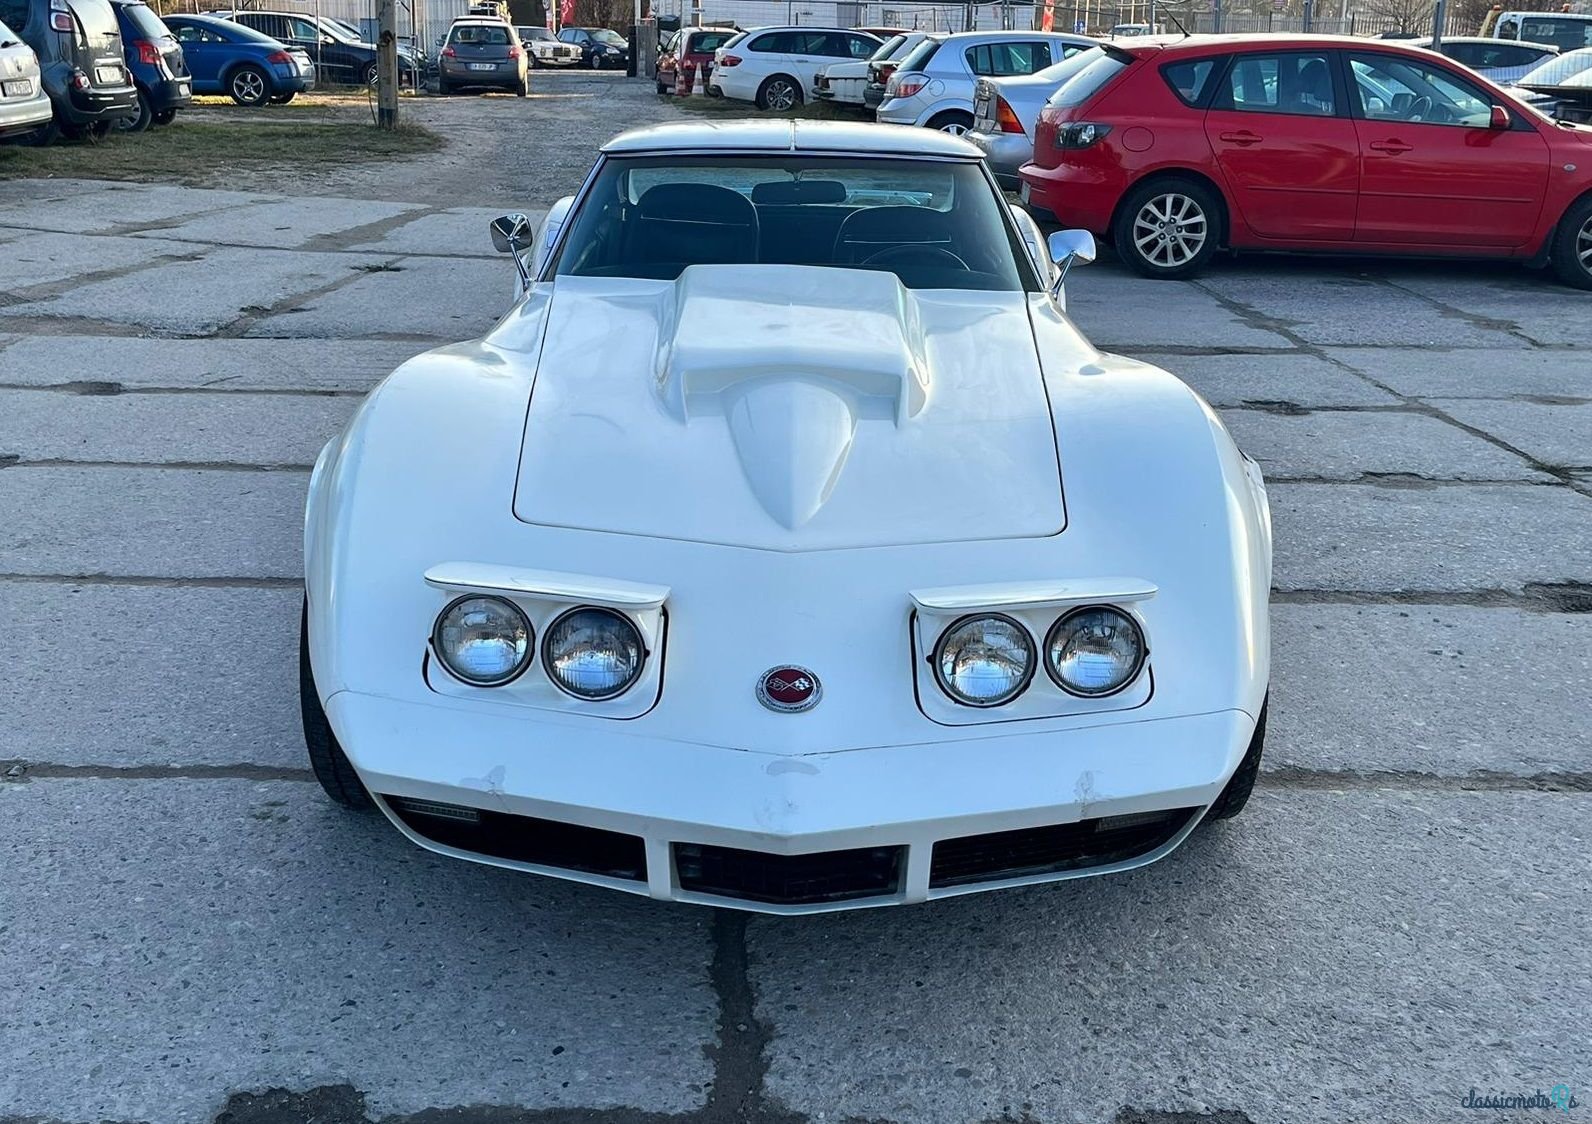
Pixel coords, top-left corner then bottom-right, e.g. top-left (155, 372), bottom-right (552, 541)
top-left (513, 266), bottom-right (1064, 551)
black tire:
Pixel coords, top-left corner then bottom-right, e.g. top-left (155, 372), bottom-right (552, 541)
top-left (436, 74), bottom-right (451, 95)
top-left (228, 64), bottom-right (271, 106)
top-left (363, 61), bottom-right (380, 88)
top-left (300, 598), bottom-right (373, 810)
top-left (268, 92), bottom-right (296, 104)
top-left (118, 88), bottom-right (154, 133)
top-left (755, 73), bottom-right (802, 112)
top-left (1113, 175), bottom-right (1223, 280)
top-left (82, 120), bottom-right (112, 143)
top-left (516, 77), bottom-right (528, 96)
top-left (1205, 700), bottom-right (1267, 821)
top-left (1549, 194), bottom-right (1592, 290)
top-left (26, 118), bottom-right (62, 146)
top-left (655, 77), bottom-right (668, 94)
top-left (927, 109), bottom-right (973, 135)
top-left (152, 108), bottom-right (177, 126)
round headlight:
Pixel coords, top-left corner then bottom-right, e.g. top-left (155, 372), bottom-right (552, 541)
top-left (1045, 606), bottom-right (1147, 697)
top-left (542, 607), bottom-right (645, 700)
top-left (433, 596), bottom-right (533, 686)
top-left (932, 614), bottom-right (1035, 707)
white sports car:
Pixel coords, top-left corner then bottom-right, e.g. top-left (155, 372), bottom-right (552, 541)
top-left (301, 121), bottom-right (1272, 914)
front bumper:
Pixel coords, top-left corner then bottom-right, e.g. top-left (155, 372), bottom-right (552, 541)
top-left (329, 688), bottom-right (1255, 914)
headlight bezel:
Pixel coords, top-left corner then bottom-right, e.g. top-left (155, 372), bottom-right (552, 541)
top-left (930, 611), bottom-right (1038, 709)
top-left (1043, 605), bottom-right (1149, 699)
top-left (540, 604), bottom-right (648, 701)
top-left (430, 593), bottom-right (535, 687)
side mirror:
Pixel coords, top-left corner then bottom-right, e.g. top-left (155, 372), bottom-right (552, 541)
top-left (491, 212), bottom-right (533, 291)
top-left (1489, 104), bottom-right (1511, 129)
top-left (1047, 228), bottom-right (1096, 301)
top-left (530, 195), bottom-right (574, 276)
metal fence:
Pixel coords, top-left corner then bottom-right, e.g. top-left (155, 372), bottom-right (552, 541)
top-left (153, 0), bottom-right (474, 53)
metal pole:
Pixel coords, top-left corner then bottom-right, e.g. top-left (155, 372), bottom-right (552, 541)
top-left (1431, 0), bottom-right (1445, 45)
top-left (1301, 0), bottom-right (1310, 30)
top-left (376, 0), bottom-right (397, 127)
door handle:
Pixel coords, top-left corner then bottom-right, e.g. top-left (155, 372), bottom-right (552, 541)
top-left (1219, 130), bottom-right (1262, 145)
top-left (1369, 140), bottom-right (1413, 154)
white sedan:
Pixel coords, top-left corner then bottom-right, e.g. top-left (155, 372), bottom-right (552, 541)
top-left (300, 120), bottom-right (1272, 914)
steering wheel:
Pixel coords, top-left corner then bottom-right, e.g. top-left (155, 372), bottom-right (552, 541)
top-left (860, 244), bottom-right (970, 271)
top-left (1408, 94), bottom-right (1433, 122)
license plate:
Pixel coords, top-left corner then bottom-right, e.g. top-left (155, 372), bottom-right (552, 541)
top-left (1, 78), bottom-right (30, 97)
top-left (1019, 181), bottom-right (1031, 204)
top-left (95, 66), bottom-right (121, 84)
top-left (469, 62), bottom-right (495, 71)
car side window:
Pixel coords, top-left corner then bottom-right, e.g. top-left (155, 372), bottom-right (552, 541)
top-left (1349, 53), bottom-right (1493, 126)
top-left (0, 0), bottom-right (26, 30)
top-left (846, 33), bottom-right (876, 58)
top-left (289, 18), bottom-right (319, 39)
top-left (1161, 57), bottom-right (1219, 105)
top-left (965, 41), bottom-right (1052, 77)
top-left (749, 31), bottom-right (791, 52)
top-left (1444, 42), bottom-right (1482, 66)
top-left (1218, 51), bottom-right (1336, 116)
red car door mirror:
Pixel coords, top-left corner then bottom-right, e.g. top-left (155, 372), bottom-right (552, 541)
top-left (1489, 104), bottom-right (1511, 129)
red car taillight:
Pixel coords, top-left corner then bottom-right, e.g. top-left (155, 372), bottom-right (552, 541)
top-left (70, 68), bottom-right (90, 88)
top-left (440, 45), bottom-right (456, 58)
top-left (508, 45), bottom-right (522, 58)
top-left (1053, 121), bottom-right (1113, 149)
top-left (994, 95), bottom-right (1024, 135)
top-left (135, 38), bottom-right (161, 65)
top-left (896, 77), bottom-right (924, 97)
top-left (266, 50), bottom-right (291, 64)
top-left (719, 53), bottom-right (740, 66)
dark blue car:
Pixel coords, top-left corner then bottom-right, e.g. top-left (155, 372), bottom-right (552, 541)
top-left (109, 0), bottom-right (190, 131)
top-left (162, 13), bottom-right (313, 105)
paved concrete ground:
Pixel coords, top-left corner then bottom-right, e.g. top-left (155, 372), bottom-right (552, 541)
top-left (2, 103), bottom-right (1590, 1124)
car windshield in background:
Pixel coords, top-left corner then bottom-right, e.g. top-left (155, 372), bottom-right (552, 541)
top-left (452, 24), bottom-right (509, 44)
top-left (552, 156), bottom-right (1030, 291)
top-left (871, 33), bottom-right (906, 60)
top-left (521, 25), bottom-right (553, 39)
top-left (592, 28), bottom-right (626, 45)
top-left (1518, 45), bottom-right (1592, 85)
top-left (1047, 48), bottom-right (1130, 106)
top-left (692, 30), bottom-right (735, 51)
top-left (120, 2), bottom-right (169, 38)
top-left (894, 37), bottom-right (941, 72)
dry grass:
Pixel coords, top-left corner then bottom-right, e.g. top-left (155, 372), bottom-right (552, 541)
top-left (0, 119), bottom-right (442, 183)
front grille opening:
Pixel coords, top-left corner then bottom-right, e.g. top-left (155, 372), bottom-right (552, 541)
top-left (674, 842), bottom-right (904, 905)
top-left (383, 795), bottom-right (646, 882)
top-left (929, 807), bottom-right (1199, 889)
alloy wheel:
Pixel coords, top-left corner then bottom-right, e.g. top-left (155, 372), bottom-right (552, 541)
top-left (765, 79), bottom-right (796, 110)
top-left (233, 70), bottom-right (265, 103)
top-left (938, 120), bottom-right (968, 135)
top-left (1131, 192), bottom-right (1208, 270)
top-left (1578, 215), bottom-right (1592, 276)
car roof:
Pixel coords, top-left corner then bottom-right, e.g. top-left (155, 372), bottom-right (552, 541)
top-left (1422, 34), bottom-right (1557, 46)
top-left (603, 119), bottom-right (981, 158)
top-left (1120, 33), bottom-right (1466, 57)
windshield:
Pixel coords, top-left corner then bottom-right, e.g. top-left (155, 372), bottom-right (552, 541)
top-left (894, 37), bottom-right (941, 73)
top-left (451, 23), bottom-right (509, 44)
top-left (322, 17), bottom-right (363, 41)
top-left (592, 28), bottom-right (626, 45)
top-left (120, 2), bottom-right (171, 39)
top-left (1515, 16), bottom-right (1592, 50)
top-left (519, 25), bottom-right (552, 39)
top-left (1046, 49), bottom-right (1130, 106)
top-left (690, 29), bottom-right (735, 52)
top-left (553, 156), bottom-right (1030, 291)
top-left (871, 33), bottom-right (905, 60)
top-left (1518, 45), bottom-right (1592, 85)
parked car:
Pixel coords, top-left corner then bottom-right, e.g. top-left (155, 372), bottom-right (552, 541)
top-left (1018, 35), bottom-right (1592, 288)
top-left (557, 25), bottom-right (629, 69)
top-left (517, 24), bottom-right (579, 67)
top-left (1490, 9), bottom-right (1592, 51)
top-left (164, 14), bottom-right (313, 106)
top-left (1511, 44), bottom-right (1592, 121)
top-left (109, 0), bottom-right (187, 131)
top-left (655, 24), bottom-right (736, 94)
top-left (438, 17), bottom-right (526, 95)
top-left (4, 0), bottom-right (136, 141)
top-left (863, 30), bottom-right (917, 106)
top-left (220, 9), bottom-right (416, 86)
top-left (814, 31), bottom-right (926, 107)
top-left (1108, 22), bottom-right (1153, 36)
top-left (321, 14), bottom-right (427, 78)
top-left (968, 45), bottom-right (1110, 188)
top-left (711, 25), bottom-right (880, 109)
top-left (878, 30), bottom-right (1096, 134)
top-left (298, 118), bottom-right (1273, 913)
top-left (0, 14), bottom-right (53, 139)
top-left (1417, 34), bottom-right (1556, 82)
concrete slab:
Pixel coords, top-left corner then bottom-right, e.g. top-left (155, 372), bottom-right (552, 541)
top-left (4, 247), bottom-right (392, 336)
top-left (135, 196), bottom-right (426, 250)
top-left (1428, 398), bottom-right (1592, 470)
top-left (1068, 271), bottom-right (1294, 350)
top-left (346, 207), bottom-right (544, 257)
top-left (1133, 352), bottom-right (1399, 409)
top-left (0, 182), bottom-right (266, 235)
top-left (0, 388), bottom-right (357, 467)
top-left (1269, 481), bottom-right (1592, 592)
top-left (0, 584), bottom-right (303, 768)
top-left (1270, 602), bottom-right (1592, 775)
top-left (748, 789), bottom-right (1592, 1124)
top-left (1329, 346), bottom-right (1592, 399)
top-left (1223, 408), bottom-right (1550, 481)
top-left (0, 466), bottom-right (303, 578)
top-left (0, 177), bottom-right (124, 207)
top-left (0, 336), bottom-right (426, 392)
top-left (0, 231), bottom-right (202, 292)
top-left (247, 256), bottom-right (509, 341)
top-left (0, 778), bottom-right (716, 1123)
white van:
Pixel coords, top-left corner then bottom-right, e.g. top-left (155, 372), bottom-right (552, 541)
top-left (1491, 10), bottom-right (1592, 51)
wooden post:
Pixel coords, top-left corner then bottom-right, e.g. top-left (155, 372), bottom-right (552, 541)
top-left (377, 0), bottom-right (398, 130)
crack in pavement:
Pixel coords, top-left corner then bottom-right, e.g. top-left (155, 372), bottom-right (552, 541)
top-left (213, 258), bottom-right (405, 340)
top-left (0, 250), bottom-right (208, 308)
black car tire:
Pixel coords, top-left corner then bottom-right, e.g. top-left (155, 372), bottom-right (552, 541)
top-left (228, 64), bottom-right (271, 106)
top-left (516, 76), bottom-right (528, 96)
top-left (1204, 699), bottom-right (1267, 822)
top-left (1549, 194), bottom-right (1592, 290)
top-left (152, 108), bottom-right (177, 126)
top-left (1113, 176), bottom-right (1223, 280)
top-left (363, 61), bottom-right (379, 87)
top-left (927, 109), bottom-right (973, 135)
top-left (27, 117), bottom-right (61, 146)
top-left (300, 599), bottom-right (373, 810)
top-left (269, 92), bottom-right (297, 104)
top-left (755, 73), bottom-right (802, 112)
top-left (655, 75), bottom-right (668, 94)
top-left (118, 88), bottom-right (154, 133)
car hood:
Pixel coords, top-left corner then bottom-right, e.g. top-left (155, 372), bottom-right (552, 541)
top-left (512, 265), bottom-right (1065, 551)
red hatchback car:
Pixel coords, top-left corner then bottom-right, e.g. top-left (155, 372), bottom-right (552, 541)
top-left (1018, 35), bottom-right (1592, 287)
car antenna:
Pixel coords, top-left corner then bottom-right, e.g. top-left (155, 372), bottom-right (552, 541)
top-left (1165, 10), bottom-right (1191, 36)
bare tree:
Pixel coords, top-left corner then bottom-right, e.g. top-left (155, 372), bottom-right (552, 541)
top-left (1360, 0), bottom-right (1433, 30)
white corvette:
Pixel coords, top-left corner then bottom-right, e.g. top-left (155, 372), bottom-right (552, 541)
top-left (301, 121), bottom-right (1272, 914)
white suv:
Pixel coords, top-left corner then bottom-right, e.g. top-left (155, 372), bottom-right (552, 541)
top-left (876, 30), bottom-right (1096, 134)
top-left (711, 25), bottom-right (880, 110)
